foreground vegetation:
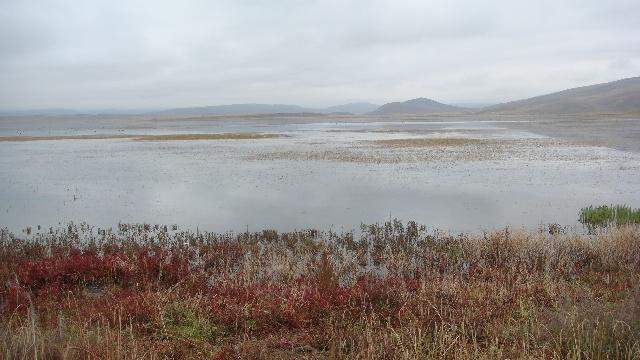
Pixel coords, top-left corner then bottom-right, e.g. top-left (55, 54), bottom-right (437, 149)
top-left (1, 221), bottom-right (639, 359)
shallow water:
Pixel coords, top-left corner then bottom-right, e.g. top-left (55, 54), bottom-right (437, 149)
top-left (0, 114), bottom-right (639, 233)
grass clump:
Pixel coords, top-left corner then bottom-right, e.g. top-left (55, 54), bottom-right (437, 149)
top-left (162, 302), bottom-right (219, 343)
top-left (580, 205), bottom-right (640, 228)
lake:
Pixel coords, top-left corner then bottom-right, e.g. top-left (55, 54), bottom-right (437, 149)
top-left (1, 114), bottom-right (639, 233)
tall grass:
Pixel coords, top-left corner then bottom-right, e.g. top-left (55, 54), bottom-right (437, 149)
top-left (1, 221), bottom-right (639, 358)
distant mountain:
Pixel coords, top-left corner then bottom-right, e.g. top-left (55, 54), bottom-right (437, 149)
top-left (483, 77), bottom-right (640, 114)
top-left (370, 98), bottom-right (466, 115)
top-left (0, 108), bottom-right (160, 116)
top-left (156, 103), bottom-right (316, 116)
top-left (0, 108), bottom-right (81, 116)
top-left (156, 102), bottom-right (380, 116)
top-left (14, 76), bottom-right (640, 118)
top-left (322, 102), bottom-right (379, 114)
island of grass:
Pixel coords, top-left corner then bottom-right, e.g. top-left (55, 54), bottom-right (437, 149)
top-left (0, 133), bottom-right (283, 142)
top-left (580, 204), bottom-right (640, 228)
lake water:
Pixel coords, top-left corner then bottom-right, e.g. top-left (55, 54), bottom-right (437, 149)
top-left (1, 114), bottom-right (639, 233)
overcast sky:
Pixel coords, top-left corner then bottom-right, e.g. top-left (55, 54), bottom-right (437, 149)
top-left (1, 0), bottom-right (639, 110)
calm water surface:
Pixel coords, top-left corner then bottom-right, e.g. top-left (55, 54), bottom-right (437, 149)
top-left (1, 114), bottom-right (639, 233)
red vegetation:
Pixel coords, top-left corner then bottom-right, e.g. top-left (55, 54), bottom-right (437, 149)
top-left (1, 222), bottom-right (639, 358)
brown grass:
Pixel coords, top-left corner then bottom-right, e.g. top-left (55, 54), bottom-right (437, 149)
top-left (133, 133), bottom-right (283, 141)
top-left (0, 134), bottom-right (133, 142)
top-left (0, 133), bottom-right (283, 142)
top-left (1, 221), bottom-right (640, 359)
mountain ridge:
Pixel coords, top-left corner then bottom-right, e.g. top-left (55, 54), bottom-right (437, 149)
top-left (483, 76), bottom-right (640, 114)
top-left (369, 97), bottom-right (467, 115)
top-left (156, 102), bottom-right (380, 116)
top-left (3, 77), bottom-right (639, 117)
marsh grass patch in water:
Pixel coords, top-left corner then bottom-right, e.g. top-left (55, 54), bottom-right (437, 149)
top-left (370, 137), bottom-right (501, 147)
top-left (250, 137), bottom-right (607, 164)
top-left (0, 133), bottom-right (284, 142)
top-left (579, 205), bottom-right (640, 228)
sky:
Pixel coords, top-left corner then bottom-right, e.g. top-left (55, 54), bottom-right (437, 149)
top-left (1, 0), bottom-right (639, 110)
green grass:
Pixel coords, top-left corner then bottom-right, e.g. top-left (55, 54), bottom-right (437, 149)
top-left (579, 205), bottom-right (640, 228)
top-left (162, 302), bottom-right (220, 343)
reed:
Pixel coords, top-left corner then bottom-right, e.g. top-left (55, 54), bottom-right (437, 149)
top-left (580, 205), bottom-right (640, 228)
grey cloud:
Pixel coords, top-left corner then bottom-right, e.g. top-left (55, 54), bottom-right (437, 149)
top-left (1, 0), bottom-right (639, 109)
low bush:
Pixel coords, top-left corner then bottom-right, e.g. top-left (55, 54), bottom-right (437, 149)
top-left (1, 221), bottom-right (639, 358)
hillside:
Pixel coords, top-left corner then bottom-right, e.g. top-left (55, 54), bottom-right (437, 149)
top-left (484, 77), bottom-right (640, 114)
top-left (370, 98), bottom-right (466, 115)
top-left (156, 102), bottom-right (380, 116)
top-left (156, 103), bottom-right (316, 116)
top-left (323, 102), bottom-right (379, 114)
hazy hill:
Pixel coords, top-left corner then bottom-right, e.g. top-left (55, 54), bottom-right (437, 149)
top-left (157, 102), bottom-right (380, 116)
top-left (156, 103), bottom-right (316, 116)
top-left (484, 77), bottom-right (640, 114)
top-left (0, 108), bottom-right (87, 116)
top-left (370, 98), bottom-right (466, 115)
top-left (322, 102), bottom-right (379, 114)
